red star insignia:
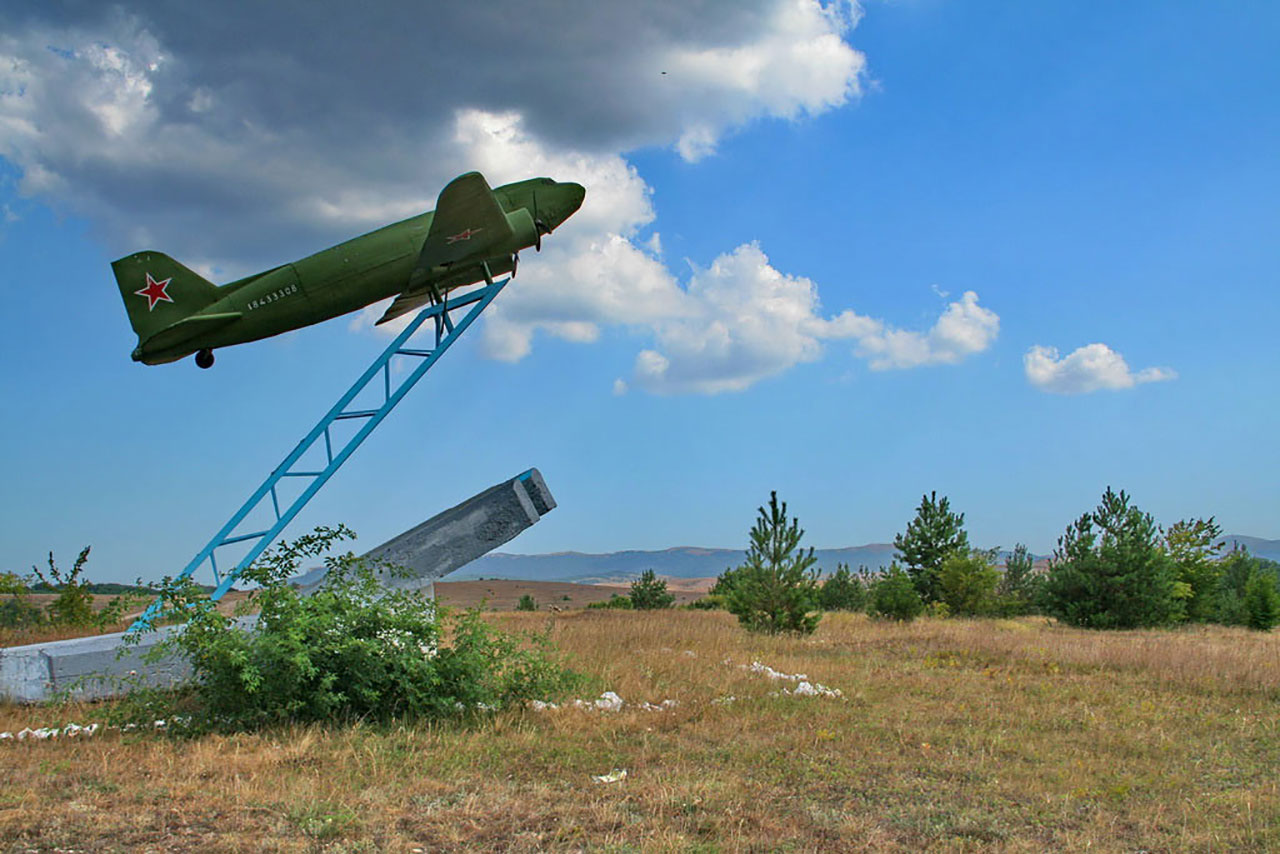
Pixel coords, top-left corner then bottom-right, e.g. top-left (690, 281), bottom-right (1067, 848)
top-left (445, 227), bottom-right (483, 244)
top-left (134, 273), bottom-right (174, 311)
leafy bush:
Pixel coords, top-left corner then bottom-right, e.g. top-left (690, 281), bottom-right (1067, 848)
top-left (1041, 488), bottom-right (1178, 629)
top-left (868, 564), bottom-right (923, 622)
top-left (894, 491), bottom-right (970, 603)
top-left (818, 564), bottom-right (866, 612)
top-left (516, 594), bottom-right (538, 611)
top-left (130, 527), bottom-right (579, 732)
top-left (629, 569), bottom-right (675, 610)
top-left (938, 549), bottom-right (1000, 617)
top-left (685, 594), bottom-right (726, 611)
top-left (27, 547), bottom-right (133, 629)
top-left (1165, 518), bottom-right (1226, 622)
top-left (586, 594), bottom-right (633, 610)
top-left (724, 492), bottom-right (821, 635)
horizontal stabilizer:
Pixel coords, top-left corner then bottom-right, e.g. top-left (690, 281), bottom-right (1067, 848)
top-left (143, 311), bottom-right (242, 351)
top-left (418, 172), bottom-right (513, 270)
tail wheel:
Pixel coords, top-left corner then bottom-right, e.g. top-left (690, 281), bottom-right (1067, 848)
top-left (195, 349), bottom-right (215, 369)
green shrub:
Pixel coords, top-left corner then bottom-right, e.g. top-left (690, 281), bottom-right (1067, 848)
top-left (724, 492), bottom-right (821, 635)
top-left (685, 594), bottom-right (726, 611)
top-left (629, 569), bottom-right (675, 610)
top-left (29, 547), bottom-right (133, 629)
top-left (818, 564), bottom-right (866, 611)
top-left (516, 594), bottom-right (538, 611)
top-left (586, 594), bottom-right (633, 610)
top-left (868, 564), bottom-right (924, 622)
top-left (129, 527), bottom-right (579, 732)
top-left (938, 549), bottom-right (1000, 617)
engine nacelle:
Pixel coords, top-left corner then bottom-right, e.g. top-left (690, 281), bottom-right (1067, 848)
top-left (504, 207), bottom-right (539, 253)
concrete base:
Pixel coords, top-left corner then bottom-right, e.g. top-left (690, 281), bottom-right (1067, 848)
top-left (0, 617), bottom-right (258, 704)
top-left (0, 469), bottom-right (556, 703)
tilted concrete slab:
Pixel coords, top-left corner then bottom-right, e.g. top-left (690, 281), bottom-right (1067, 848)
top-left (0, 469), bottom-right (556, 703)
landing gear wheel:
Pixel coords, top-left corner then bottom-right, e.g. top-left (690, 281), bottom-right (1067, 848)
top-left (195, 349), bottom-right (215, 369)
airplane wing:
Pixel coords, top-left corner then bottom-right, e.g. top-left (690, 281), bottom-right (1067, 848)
top-left (417, 171), bottom-right (513, 269)
top-left (375, 291), bottom-right (433, 326)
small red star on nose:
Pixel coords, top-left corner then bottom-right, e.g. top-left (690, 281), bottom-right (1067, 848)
top-left (134, 273), bottom-right (174, 311)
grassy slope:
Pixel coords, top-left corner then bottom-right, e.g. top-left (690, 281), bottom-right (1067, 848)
top-left (1, 611), bottom-right (1276, 852)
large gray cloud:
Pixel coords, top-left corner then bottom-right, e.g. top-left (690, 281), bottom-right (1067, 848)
top-left (1, 1), bottom-right (1000, 393)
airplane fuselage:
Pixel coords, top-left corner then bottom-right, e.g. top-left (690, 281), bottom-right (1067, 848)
top-left (120, 176), bottom-right (583, 365)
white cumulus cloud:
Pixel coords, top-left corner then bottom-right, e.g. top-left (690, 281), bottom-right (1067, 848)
top-left (854, 290), bottom-right (1000, 370)
top-left (1024, 343), bottom-right (1177, 394)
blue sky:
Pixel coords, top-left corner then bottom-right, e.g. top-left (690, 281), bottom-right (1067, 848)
top-left (1, 1), bottom-right (1276, 585)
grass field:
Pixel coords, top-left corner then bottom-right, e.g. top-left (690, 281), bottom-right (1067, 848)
top-left (1, 610), bottom-right (1277, 852)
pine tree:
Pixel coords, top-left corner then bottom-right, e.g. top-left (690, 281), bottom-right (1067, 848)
top-left (629, 569), bottom-right (675, 610)
top-left (1244, 571), bottom-right (1280, 631)
top-left (996, 543), bottom-right (1038, 615)
top-left (1042, 487), bottom-right (1177, 629)
top-left (725, 491), bottom-right (821, 634)
top-left (893, 491), bottom-right (970, 603)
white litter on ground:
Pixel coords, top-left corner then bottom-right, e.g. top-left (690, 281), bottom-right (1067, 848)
top-left (741, 661), bottom-right (809, 681)
top-left (733, 660), bottom-right (843, 699)
top-left (592, 769), bottom-right (627, 784)
top-left (529, 692), bottom-right (678, 713)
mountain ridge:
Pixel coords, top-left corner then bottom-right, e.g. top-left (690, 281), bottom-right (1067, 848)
top-left (451, 535), bottom-right (1279, 583)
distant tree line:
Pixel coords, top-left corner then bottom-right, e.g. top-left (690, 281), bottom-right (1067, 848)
top-left (703, 488), bottom-right (1280, 633)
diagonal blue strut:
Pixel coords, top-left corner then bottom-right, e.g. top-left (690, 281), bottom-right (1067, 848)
top-left (131, 278), bottom-right (509, 630)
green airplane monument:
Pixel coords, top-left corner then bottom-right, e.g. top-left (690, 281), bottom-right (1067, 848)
top-left (113, 172), bottom-right (585, 368)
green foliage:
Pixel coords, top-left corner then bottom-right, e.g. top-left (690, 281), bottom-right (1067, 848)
top-left (938, 549), bottom-right (1000, 617)
top-left (28, 547), bottom-right (134, 629)
top-left (1165, 517), bottom-right (1226, 623)
top-left (516, 594), bottom-right (538, 611)
top-left (709, 566), bottom-right (742, 597)
top-left (586, 594), bottom-right (634, 610)
top-left (129, 526), bottom-right (578, 732)
top-left (725, 491), bottom-right (821, 635)
top-left (1243, 571), bottom-right (1280, 631)
top-left (818, 564), bottom-right (866, 612)
top-left (685, 594), bottom-right (726, 611)
top-left (996, 543), bottom-right (1041, 615)
top-left (894, 491), bottom-right (970, 603)
top-left (1216, 546), bottom-right (1280, 629)
top-left (868, 564), bottom-right (924, 622)
top-left (0, 571), bottom-right (43, 629)
top-left (1042, 487), bottom-right (1178, 629)
top-left (1214, 545), bottom-right (1257, 626)
top-left (629, 569), bottom-right (675, 610)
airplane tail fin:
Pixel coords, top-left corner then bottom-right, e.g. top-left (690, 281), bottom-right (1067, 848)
top-left (111, 251), bottom-right (222, 341)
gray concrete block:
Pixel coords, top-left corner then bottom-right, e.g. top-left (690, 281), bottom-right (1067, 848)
top-left (296, 467), bottom-right (556, 597)
top-left (0, 617), bottom-right (258, 703)
top-left (0, 469), bottom-right (555, 703)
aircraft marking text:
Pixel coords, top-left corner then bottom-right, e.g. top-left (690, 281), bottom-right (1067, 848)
top-left (134, 273), bottom-right (174, 311)
top-left (246, 282), bottom-right (299, 311)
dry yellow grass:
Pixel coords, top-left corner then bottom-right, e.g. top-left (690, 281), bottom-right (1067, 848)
top-left (1, 611), bottom-right (1277, 851)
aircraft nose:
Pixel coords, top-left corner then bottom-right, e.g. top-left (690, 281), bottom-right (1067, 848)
top-left (560, 182), bottom-right (585, 220)
top-left (545, 182), bottom-right (586, 231)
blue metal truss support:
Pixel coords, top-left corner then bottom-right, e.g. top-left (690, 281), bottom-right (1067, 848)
top-left (131, 278), bottom-right (509, 630)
